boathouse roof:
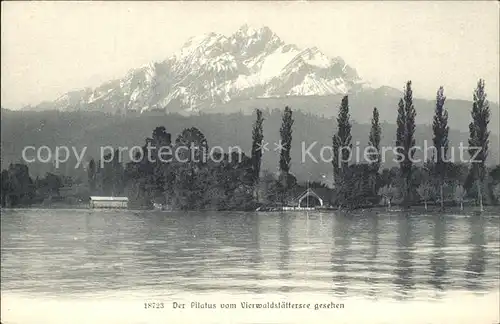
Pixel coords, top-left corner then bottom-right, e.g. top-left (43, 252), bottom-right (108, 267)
top-left (89, 196), bottom-right (129, 201)
top-left (289, 187), bottom-right (332, 203)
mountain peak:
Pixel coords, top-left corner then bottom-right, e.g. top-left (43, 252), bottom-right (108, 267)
top-left (31, 25), bottom-right (363, 114)
top-left (235, 24), bottom-right (271, 36)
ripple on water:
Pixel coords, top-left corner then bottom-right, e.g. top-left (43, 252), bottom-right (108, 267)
top-left (1, 210), bottom-right (499, 301)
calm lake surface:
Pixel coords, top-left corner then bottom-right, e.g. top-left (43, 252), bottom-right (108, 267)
top-left (1, 209), bottom-right (499, 324)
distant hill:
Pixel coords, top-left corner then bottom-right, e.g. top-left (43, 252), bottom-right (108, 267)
top-left (206, 92), bottom-right (500, 136)
top-left (18, 24), bottom-right (497, 137)
top-left (2, 109), bottom-right (498, 182)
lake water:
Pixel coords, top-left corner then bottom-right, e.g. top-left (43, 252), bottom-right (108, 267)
top-left (1, 209), bottom-right (499, 324)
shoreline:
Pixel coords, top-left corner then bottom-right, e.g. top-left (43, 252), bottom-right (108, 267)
top-left (1, 205), bottom-right (499, 216)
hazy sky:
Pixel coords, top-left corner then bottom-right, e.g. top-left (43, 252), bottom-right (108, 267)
top-left (1, 1), bottom-right (499, 109)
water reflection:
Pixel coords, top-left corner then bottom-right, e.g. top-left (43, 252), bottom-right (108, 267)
top-left (465, 216), bottom-right (487, 291)
top-left (1, 209), bottom-right (499, 299)
top-left (278, 214), bottom-right (291, 292)
top-left (331, 213), bottom-right (351, 296)
top-left (366, 215), bottom-right (380, 298)
top-left (428, 215), bottom-right (449, 290)
top-left (248, 213), bottom-right (262, 291)
top-left (392, 214), bottom-right (416, 299)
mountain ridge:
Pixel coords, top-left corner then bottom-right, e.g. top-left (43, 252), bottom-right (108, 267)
top-left (19, 24), bottom-right (499, 135)
top-left (25, 24), bottom-right (366, 114)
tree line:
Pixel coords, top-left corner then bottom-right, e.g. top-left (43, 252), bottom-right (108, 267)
top-left (1, 164), bottom-right (75, 207)
top-left (333, 79), bottom-right (499, 210)
top-left (2, 79), bottom-right (499, 210)
top-left (84, 107), bottom-right (296, 210)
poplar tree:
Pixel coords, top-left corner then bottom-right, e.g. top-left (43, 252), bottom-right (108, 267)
top-left (368, 107), bottom-right (382, 196)
top-left (87, 158), bottom-right (96, 194)
top-left (468, 79), bottom-right (490, 212)
top-left (368, 107), bottom-right (382, 170)
top-left (332, 96), bottom-right (352, 184)
top-left (251, 109), bottom-right (265, 184)
top-left (396, 81), bottom-right (417, 207)
top-left (279, 106), bottom-right (293, 174)
top-left (432, 86), bottom-right (449, 210)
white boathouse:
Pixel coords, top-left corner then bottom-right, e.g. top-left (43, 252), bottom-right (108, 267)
top-left (291, 188), bottom-right (325, 208)
top-left (89, 196), bottom-right (129, 209)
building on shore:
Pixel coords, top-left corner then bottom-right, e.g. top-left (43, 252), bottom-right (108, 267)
top-left (287, 187), bottom-right (334, 208)
top-left (289, 188), bottom-right (325, 208)
top-left (89, 196), bottom-right (129, 209)
top-left (256, 187), bottom-right (334, 212)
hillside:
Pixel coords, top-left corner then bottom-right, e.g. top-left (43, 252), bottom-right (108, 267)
top-left (2, 109), bottom-right (498, 182)
top-left (206, 92), bottom-right (500, 135)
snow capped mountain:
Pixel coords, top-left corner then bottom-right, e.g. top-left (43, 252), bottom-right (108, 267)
top-left (31, 24), bottom-right (365, 114)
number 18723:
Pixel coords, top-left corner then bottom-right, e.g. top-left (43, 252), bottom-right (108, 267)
top-left (144, 302), bottom-right (164, 309)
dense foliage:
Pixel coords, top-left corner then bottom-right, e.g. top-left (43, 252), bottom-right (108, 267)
top-left (2, 80), bottom-right (499, 211)
top-left (468, 80), bottom-right (491, 211)
top-left (432, 86), bottom-right (449, 210)
top-left (396, 81), bottom-right (417, 206)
